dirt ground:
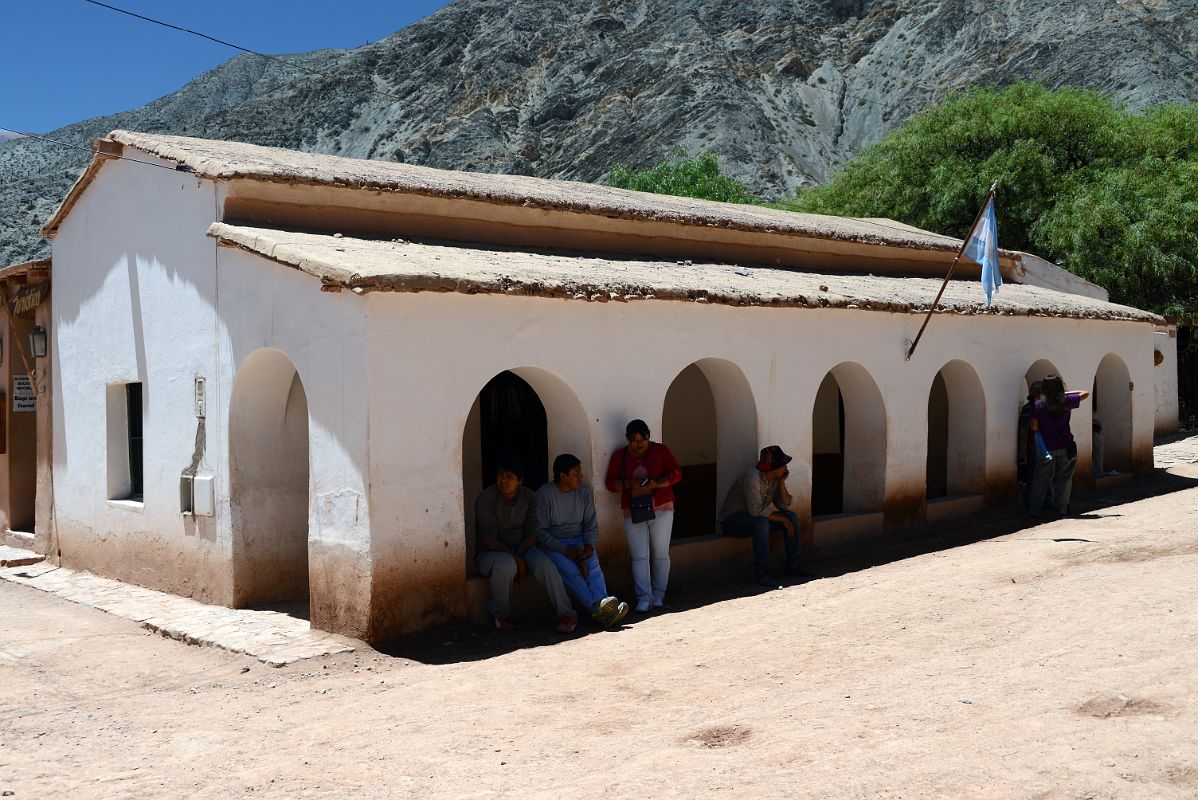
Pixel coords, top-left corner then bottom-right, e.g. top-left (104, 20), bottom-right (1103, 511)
top-left (2, 464), bottom-right (1197, 799)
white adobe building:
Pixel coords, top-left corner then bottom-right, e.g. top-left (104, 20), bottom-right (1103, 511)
top-left (41, 131), bottom-right (1161, 642)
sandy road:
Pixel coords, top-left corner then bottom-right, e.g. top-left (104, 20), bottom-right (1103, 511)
top-left (2, 463), bottom-right (1197, 799)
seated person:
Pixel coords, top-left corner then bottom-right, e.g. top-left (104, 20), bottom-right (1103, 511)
top-left (475, 455), bottom-right (577, 633)
top-left (718, 445), bottom-right (814, 586)
top-left (536, 453), bottom-right (629, 628)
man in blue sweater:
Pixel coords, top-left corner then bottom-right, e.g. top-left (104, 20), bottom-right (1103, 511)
top-left (536, 453), bottom-right (629, 628)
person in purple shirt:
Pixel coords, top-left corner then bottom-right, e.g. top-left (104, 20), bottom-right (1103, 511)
top-left (1028, 375), bottom-right (1090, 517)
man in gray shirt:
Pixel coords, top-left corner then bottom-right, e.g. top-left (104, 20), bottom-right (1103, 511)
top-left (719, 445), bottom-right (814, 586)
top-left (536, 453), bottom-right (629, 628)
top-left (476, 455), bottom-right (576, 632)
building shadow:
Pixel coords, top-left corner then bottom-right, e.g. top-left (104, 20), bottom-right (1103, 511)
top-left (373, 465), bottom-right (1198, 665)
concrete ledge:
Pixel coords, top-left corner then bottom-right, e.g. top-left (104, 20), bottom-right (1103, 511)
top-left (925, 493), bottom-right (985, 524)
top-left (0, 562), bottom-right (357, 666)
top-left (467, 534), bottom-right (758, 624)
top-left (670, 534), bottom-right (751, 580)
top-left (467, 573), bottom-right (567, 626)
top-left (3, 529), bottom-right (35, 549)
top-left (1095, 473), bottom-right (1133, 490)
top-left (812, 511), bottom-right (885, 554)
top-left (0, 544), bottom-right (43, 568)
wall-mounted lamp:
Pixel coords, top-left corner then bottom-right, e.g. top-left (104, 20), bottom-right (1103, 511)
top-left (28, 326), bottom-right (48, 359)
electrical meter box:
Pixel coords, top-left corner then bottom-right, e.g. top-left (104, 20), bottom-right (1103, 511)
top-left (192, 475), bottom-right (215, 516)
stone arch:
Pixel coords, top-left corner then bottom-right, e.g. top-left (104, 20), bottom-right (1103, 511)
top-left (927, 359), bottom-right (987, 498)
top-left (662, 358), bottom-right (758, 538)
top-left (461, 367), bottom-right (592, 567)
top-left (811, 362), bottom-right (887, 515)
top-left (1093, 353), bottom-right (1133, 473)
top-left (229, 347), bottom-right (311, 609)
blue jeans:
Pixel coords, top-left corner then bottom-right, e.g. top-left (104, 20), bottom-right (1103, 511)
top-left (1029, 449), bottom-right (1077, 515)
top-left (544, 536), bottom-right (610, 610)
top-left (721, 510), bottom-right (801, 573)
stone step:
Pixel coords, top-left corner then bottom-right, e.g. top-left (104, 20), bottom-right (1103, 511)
top-left (0, 544), bottom-right (44, 568)
top-left (0, 562), bottom-right (357, 666)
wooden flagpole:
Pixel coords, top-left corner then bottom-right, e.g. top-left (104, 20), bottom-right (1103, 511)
top-left (905, 181), bottom-right (998, 361)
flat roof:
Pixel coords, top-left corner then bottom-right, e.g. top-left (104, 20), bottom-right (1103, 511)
top-left (208, 223), bottom-right (1159, 323)
top-left (46, 131), bottom-right (1014, 264)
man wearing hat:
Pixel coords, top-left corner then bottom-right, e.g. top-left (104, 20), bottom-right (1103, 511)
top-left (718, 445), bottom-right (811, 586)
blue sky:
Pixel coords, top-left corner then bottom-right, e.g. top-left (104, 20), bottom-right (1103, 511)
top-left (0, 0), bottom-right (453, 134)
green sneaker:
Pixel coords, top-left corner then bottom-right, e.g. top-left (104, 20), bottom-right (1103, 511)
top-left (604, 601), bottom-right (630, 629)
top-left (590, 596), bottom-right (618, 624)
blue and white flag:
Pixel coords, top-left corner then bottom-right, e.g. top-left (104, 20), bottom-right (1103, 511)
top-left (962, 192), bottom-right (1001, 306)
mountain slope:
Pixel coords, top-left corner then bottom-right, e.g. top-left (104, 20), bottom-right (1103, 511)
top-left (3, 0), bottom-right (1196, 266)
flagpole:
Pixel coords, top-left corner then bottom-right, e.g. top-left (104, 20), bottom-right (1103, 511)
top-left (905, 181), bottom-right (998, 361)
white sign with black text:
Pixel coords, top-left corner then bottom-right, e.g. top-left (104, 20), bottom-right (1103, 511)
top-left (12, 375), bottom-right (35, 412)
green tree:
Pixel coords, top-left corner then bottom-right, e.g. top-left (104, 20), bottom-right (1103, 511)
top-left (789, 83), bottom-right (1198, 317)
top-left (609, 149), bottom-right (758, 205)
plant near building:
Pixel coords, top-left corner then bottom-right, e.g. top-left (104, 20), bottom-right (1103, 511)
top-left (787, 82), bottom-right (1198, 318)
top-left (608, 149), bottom-right (759, 205)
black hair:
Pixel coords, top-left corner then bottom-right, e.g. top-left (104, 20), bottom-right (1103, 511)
top-left (496, 454), bottom-right (525, 482)
top-left (1027, 379), bottom-right (1042, 403)
top-left (1042, 375), bottom-right (1067, 418)
top-left (625, 419), bottom-right (650, 438)
top-left (552, 453), bottom-right (582, 482)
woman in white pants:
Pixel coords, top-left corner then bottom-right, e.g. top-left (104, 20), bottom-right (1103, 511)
top-left (604, 419), bottom-right (683, 612)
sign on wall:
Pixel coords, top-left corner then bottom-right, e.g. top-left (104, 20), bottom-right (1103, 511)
top-left (9, 281), bottom-right (49, 318)
top-left (12, 375), bottom-right (35, 412)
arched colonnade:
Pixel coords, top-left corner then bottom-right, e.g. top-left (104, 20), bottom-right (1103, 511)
top-left (222, 345), bottom-right (1139, 620)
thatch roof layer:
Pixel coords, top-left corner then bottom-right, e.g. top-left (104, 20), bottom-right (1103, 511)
top-left (208, 223), bottom-right (1160, 323)
top-left (63, 131), bottom-right (1003, 259)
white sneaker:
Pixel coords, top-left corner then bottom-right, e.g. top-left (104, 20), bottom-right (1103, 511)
top-left (635, 600), bottom-right (651, 613)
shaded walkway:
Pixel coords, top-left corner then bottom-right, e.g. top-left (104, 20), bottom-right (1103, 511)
top-left (0, 562), bottom-right (356, 666)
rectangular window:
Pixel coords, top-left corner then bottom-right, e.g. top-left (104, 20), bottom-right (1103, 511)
top-left (107, 381), bottom-right (144, 502)
top-left (126, 383), bottom-right (143, 502)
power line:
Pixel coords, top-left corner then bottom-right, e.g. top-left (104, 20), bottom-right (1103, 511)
top-left (80, 0), bottom-right (943, 117)
top-left (81, 0), bottom-right (409, 107)
top-left (0, 127), bottom-right (192, 173)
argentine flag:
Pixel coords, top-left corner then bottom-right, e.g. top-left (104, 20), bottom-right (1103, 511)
top-left (962, 193), bottom-right (1001, 306)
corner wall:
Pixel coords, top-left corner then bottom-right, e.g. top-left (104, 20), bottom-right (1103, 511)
top-left (50, 156), bottom-right (230, 601)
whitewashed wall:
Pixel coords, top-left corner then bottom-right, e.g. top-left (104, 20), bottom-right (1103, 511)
top-left (51, 162), bottom-right (374, 638)
top-left (214, 248), bottom-right (372, 639)
top-left (49, 157), bottom-right (1156, 642)
top-left (362, 291), bottom-right (1154, 638)
top-left (1154, 325), bottom-right (1179, 435)
top-left (51, 156), bottom-right (228, 600)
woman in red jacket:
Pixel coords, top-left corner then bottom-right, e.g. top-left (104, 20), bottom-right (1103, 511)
top-left (605, 419), bottom-right (683, 612)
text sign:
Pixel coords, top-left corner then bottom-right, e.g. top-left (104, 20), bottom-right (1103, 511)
top-left (12, 375), bottom-right (35, 412)
top-left (9, 281), bottom-right (48, 318)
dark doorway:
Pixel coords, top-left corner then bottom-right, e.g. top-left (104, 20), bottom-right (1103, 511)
top-left (811, 376), bottom-right (846, 516)
top-left (478, 371), bottom-right (549, 490)
top-left (663, 364), bottom-right (718, 539)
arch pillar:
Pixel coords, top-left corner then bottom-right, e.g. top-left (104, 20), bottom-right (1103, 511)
top-left (879, 377), bottom-right (927, 528)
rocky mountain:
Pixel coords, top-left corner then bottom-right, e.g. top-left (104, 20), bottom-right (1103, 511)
top-left (3, 0), bottom-right (1197, 266)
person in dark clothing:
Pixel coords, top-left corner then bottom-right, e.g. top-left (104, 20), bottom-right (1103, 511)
top-left (1028, 375), bottom-right (1090, 517)
top-left (1017, 380), bottom-right (1042, 489)
top-left (475, 455), bottom-right (576, 633)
